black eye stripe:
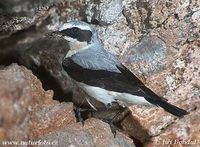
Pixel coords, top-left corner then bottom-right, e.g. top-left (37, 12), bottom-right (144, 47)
top-left (60, 28), bottom-right (92, 43)
top-left (71, 27), bottom-right (79, 33)
top-left (60, 28), bottom-right (79, 34)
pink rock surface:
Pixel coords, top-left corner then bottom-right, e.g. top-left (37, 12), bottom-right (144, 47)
top-left (38, 118), bottom-right (135, 147)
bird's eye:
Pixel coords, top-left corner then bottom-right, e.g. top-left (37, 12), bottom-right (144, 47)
top-left (72, 27), bottom-right (79, 33)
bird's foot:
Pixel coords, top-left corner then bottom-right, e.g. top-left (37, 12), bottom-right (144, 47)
top-left (102, 107), bottom-right (130, 137)
top-left (74, 107), bottom-right (84, 126)
top-left (102, 119), bottom-right (117, 137)
top-left (74, 107), bottom-right (96, 126)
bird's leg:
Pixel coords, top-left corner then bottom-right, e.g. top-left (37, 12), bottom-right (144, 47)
top-left (73, 96), bottom-right (95, 125)
top-left (74, 97), bottom-right (108, 125)
top-left (74, 106), bottom-right (96, 126)
top-left (74, 106), bottom-right (106, 125)
top-left (105, 119), bottom-right (117, 137)
top-left (111, 107), bottom-right (130, 123)
top-left (74, 107), bottom-right (84, 125)
top-left (101, 107), bottom-right (129, 137)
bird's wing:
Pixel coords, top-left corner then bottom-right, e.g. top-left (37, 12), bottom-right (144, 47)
top-left (62, 57), bottom-right (188, 117)
top-left (62, 57), bottom-right (147, 97)
top-left (116, 64), bottom-right (168, 102)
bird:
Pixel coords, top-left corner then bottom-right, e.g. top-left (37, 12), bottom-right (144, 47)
top-left (54, 20), bottom-right (188, 117)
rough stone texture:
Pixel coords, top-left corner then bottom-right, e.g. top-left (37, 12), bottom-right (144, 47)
top-left (94, 1), bottom-right (200, 144)
top-left (121, 41), bottom-right (200, 144)
top-left (93, 0), bottom-right (199, 145)
top-left (0, 0), bottom-right (86, 98)
top-left (29, 102), bottom-right (76, 139)
top-left (0, 64), bottom-right (33, 142)
top-left (38, 118), bottom-right (135, 147)
top-left (18, 37), bottom-right (73, 99)
top-left (85, 0), bottom-right (123, 25)
top-left (0, 64), bottom-right (134, 146)
top-left (0, 0), bottom-right (200, 146)
top-left (0, 64), bottom-right (76, 142)
top-left (145, 108), bottom-right (200, 146)
top-left (122, 36), bottom-right (168, 75)
top-left (0, 0), bottom-right (86, 37)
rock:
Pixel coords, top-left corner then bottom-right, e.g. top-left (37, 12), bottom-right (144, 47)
top-left (38, 118), bottom-right (135, 147)
top-left (121, 41), bottom-right (200, 143)
top-left (116, 1), bottom-right (200, 143)
top-left (85, 0), bottom-right (123, 25)
top-left (95, 15), bottom-right (132, 56)
top-left (0, 64), bottom-right (35, 142)
top-left (145, 108), bottom-right (200, 146)
top-left (0, 0), bottom-right (88, 99)
top-left (0, 64), bottom-right (135, 146)
top-left (122, 0), bottom-right (153, 32)
top-left (29, 102), bottom-right (76, 139)
top-left (192, 10), bottom-right (200, 26)
top-left (17, 37), bottom-right (73, 100)
top-left (0, 64), bottom-right (76, 142)
top-left (122, 36), bottom-right (168, 75)
top-left (0, 0), bottom-right (86, 36)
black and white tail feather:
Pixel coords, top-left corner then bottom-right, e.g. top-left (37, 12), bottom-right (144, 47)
top-left (117, 64), bottom-right (188, 117)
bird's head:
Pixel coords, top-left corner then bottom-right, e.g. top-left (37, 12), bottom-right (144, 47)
top-left (54, 21), bottom-right (99, 55)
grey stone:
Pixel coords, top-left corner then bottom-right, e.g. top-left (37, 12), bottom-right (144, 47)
top-left (122, 36), bottom-right (167, 75)
top-left (85, 0), bottom-right (123, 25)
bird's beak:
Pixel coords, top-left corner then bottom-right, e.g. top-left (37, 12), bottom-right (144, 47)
top-left (52, 31), bottom-right (65, 37)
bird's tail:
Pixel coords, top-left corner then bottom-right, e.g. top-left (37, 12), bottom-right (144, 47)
top-left (117, 64), bottom-right (188, 117)
top-left (153, 99), bottom-right (188, 117)
top-left (140, 84), bottom-right (188, 117)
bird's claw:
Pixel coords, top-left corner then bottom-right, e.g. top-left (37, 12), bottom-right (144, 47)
top-left (74, 107), bottom-right (84, 126)
top-left (102, 119), bottom-right (117, 137)
top-left (74, 106), bottom-right (96, 126)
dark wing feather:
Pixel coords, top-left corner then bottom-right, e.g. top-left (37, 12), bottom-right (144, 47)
top-left (62, 58), bottom-right (146, 96)
top-left (116, 64), bottom-right (168, 102)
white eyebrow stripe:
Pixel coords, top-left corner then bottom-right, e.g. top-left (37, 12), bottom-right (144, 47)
top-left (59, 23), bottom-right (92, 31)
top-left (59, 23), bottom-right (73, 31)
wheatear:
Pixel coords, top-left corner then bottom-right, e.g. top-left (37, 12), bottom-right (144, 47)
top-left (55, 20), bottom-right (188, 117)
